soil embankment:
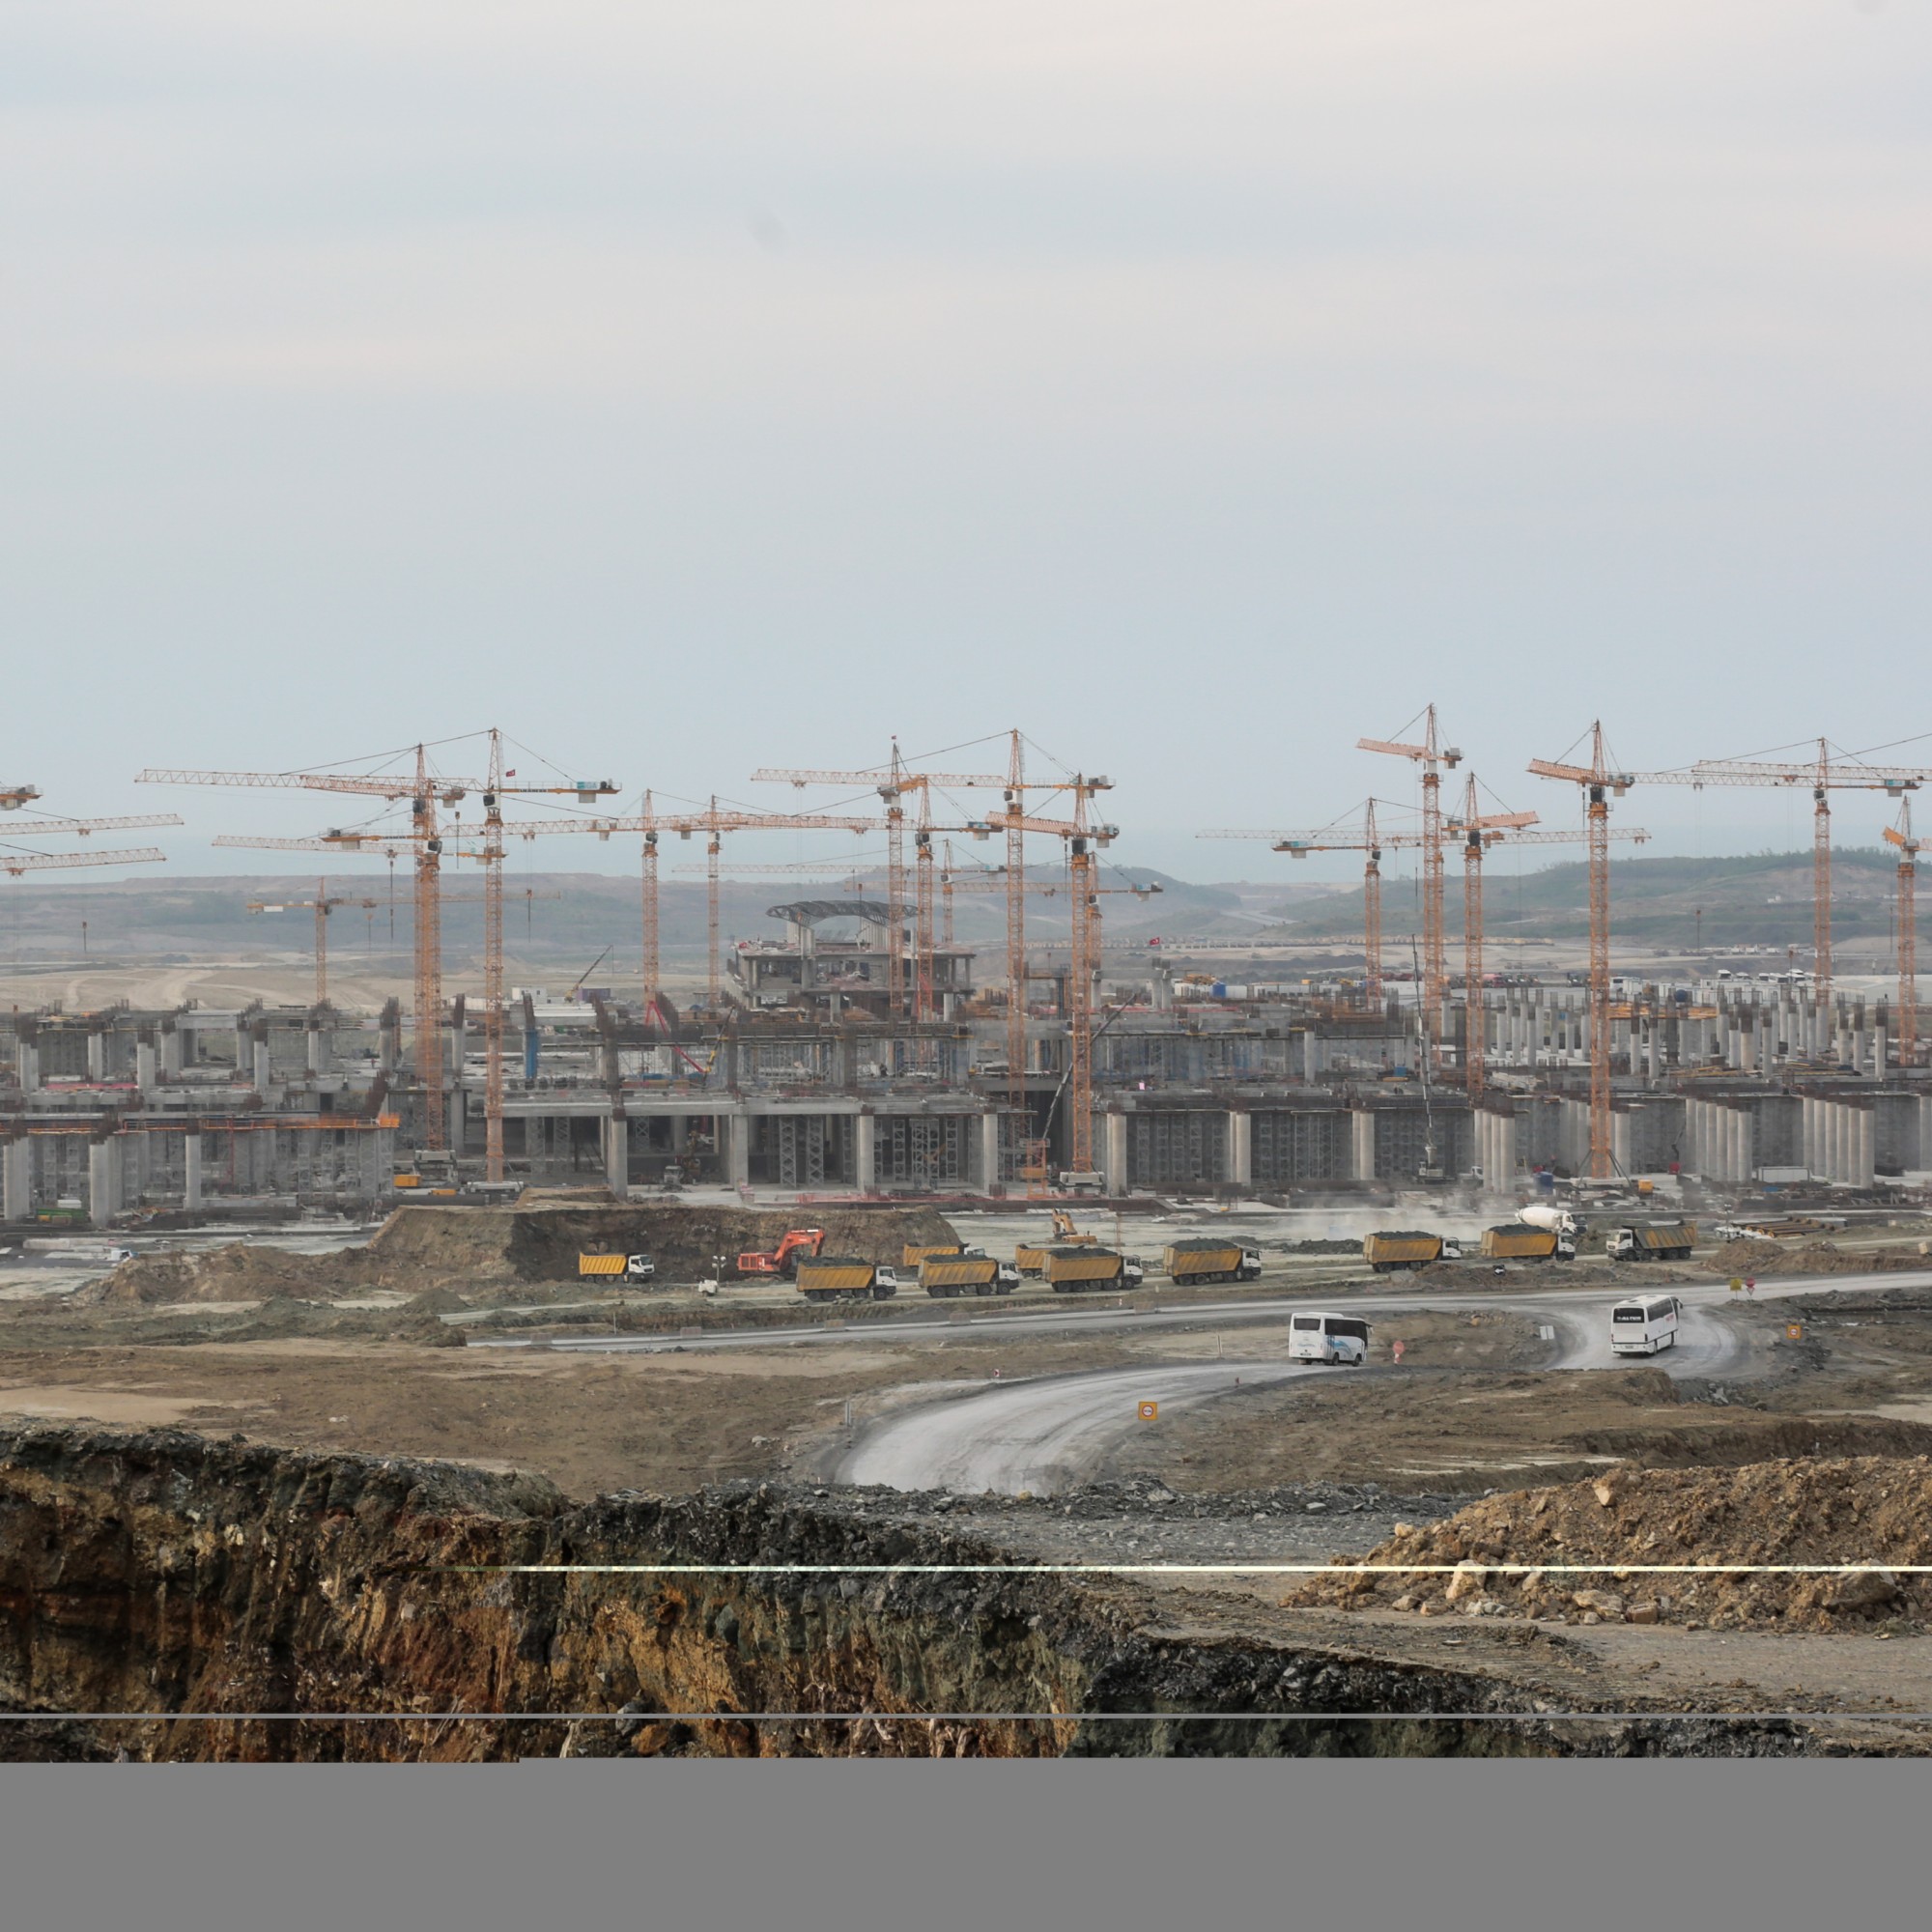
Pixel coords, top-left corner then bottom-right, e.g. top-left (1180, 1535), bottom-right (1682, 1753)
top-left (92, 1201), bottom-right (963, 1307)
top-left (0, 1425), bottom-right (1856, 1760)
top-left (1288, 1457), bottom-right (1932, 1631)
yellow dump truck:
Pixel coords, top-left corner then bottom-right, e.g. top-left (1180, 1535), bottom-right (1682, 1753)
top-left (578, 1253), bottom-right (656, 1281)
top-left (920, 1254), bottom-right (1020, 1298)
top-left (1361, 1231), bottom-right (1463, 1274)
top-left (796, 1256), bottom-right (899, 1303)
top-left (902, 1240), bottom-right (965, 1271)
top-left (1163, 1239), bottom-right (1264, 1284)
top-left (1608, 1222), bottom-right (1696, 1262)
top-left (1478, 1226), bottom-right (1575, 1263)
top-left (1043, 1247), bottom-right (1146, 1293)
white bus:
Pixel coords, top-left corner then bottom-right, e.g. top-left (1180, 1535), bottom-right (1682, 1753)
top-left (1289, 1312), bottom-right (1372, 1366)
top-left (1611, 1294), bottom-right (1682, 1355)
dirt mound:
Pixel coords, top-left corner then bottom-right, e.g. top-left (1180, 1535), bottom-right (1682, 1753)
top-left (501, 1204), bottom-right (961, 1282)
top-left (1705, 1239), bottom-right (1925, 1277)
top-left (86, 1244), bottom-right (371, 1306)
top-left (1285, 1456), bottom-right (1932, 1631)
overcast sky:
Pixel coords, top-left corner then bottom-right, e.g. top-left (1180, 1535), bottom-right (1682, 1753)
top-left (5, 2), bottom-right (1930, 891)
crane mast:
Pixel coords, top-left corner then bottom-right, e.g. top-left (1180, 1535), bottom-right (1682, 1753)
top-left (1887, 800), bottom-right (1920, 1066)
top-left (1359, 708), bottom-right (1462, 1062)
top-left (1528, 724), bottom-right (1630, 1180)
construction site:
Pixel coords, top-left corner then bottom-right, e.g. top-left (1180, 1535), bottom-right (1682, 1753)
top-left (13, 720), bottom-right (1932, 1757)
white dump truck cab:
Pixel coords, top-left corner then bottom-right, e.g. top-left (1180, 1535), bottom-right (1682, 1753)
top-left (1238, 1247), bottom-right (1264, 1281)
top-left (994, 1262), bottom-right (1020, 1292)
top-left (1610, 1295), bottom-right (1682, 1354)
top-left (1289, 1312), bottom-right (1372, 1365)
top-left (625, 1254), bottom-right (655, 1281)
top-left (1122, 1256), bottom-right (1146, 1287)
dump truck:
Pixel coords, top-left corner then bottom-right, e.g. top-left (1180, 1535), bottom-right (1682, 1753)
top-left (795, 1256), bottom-right (899, 1303)
top-left (1479, 1225), bottom-right (1576, 1263)
top-left (1015, 1211), bottom-right (1100, 1275)
top-left (578, 1253), bottom-right (656, 1281)
top-left (1042, 1246), bottom-right (1145, 1293)
top-left (1163, 1239), bottom-right (1263, 1284)
top-left (902, 1239), bottom-right (965, 1271)
top-left (1361, 1231), bottom-right (1463, 1274)
top-left (1608, 1221), bottom-right (1696, 1262)
top-left (920, 1253), bottom-right (1020, 1298)
top-left (736, 1228), bottom-right (825, 1278)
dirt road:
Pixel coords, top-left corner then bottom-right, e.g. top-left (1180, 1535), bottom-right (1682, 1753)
top-left (837, 1362), bottom-right (1315, 1494)
top-left (828, 1269), bottom-right (1909, 1493)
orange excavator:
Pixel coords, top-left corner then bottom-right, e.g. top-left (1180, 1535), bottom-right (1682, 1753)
top-left (735, 1228), bottom-right (826, 1278)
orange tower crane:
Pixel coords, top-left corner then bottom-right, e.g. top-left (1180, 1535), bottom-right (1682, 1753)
top-left (1201, 800), bottom-right (1429, 1004)
top-left (1886, 799), bottom-right (1920, 1065)
top-left (986, 777), bottom-right (1119, 1183)
top-left (246, 879), bottom-right (383, 1005)
top-left (141, 750), bottom-right (618, 1151)
top-left (1359, 707), bottom-right (1462, 1059)
top-left (510, 801), bottom-right (881, 1017)
top-left (1446, 799), bottom-right (1649, 1101)
top-left (1527, 724), bottom-right (1633, 1179)
top-left (751, 752), bottom-right (1009, 1021)
top-left (1443, 779), bottom-right (1539, 1099)
top-left (1610, 743), bottom-right (1926, 1002)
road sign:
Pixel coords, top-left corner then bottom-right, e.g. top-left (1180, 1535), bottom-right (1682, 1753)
top-left (1786, 1322), bottom-right (1804, 1341)
top-left (1138, 1401), bottom-right (1158, 1421)
top-left (1729, 1277), bottom-right (1744, 1294)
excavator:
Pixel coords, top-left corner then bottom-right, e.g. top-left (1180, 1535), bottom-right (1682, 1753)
top-left (1050, 1209), bottom-right (1098, 1247)
top-left (735, 1228), bottom-right (826, 1278)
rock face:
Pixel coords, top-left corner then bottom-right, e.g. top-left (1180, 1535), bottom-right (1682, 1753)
top-left (0, 1427), bottom-right (1870, 1761)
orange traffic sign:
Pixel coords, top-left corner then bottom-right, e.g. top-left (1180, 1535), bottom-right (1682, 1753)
top-left (1786, 1322), bottom-right (1804, 1341)
top-left (1138, 1400), bottom-right (1158, 1421)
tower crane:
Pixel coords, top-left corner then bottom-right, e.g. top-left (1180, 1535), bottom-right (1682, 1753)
top-left (142, 748), bottom-right (618, 1151)
top-left (1445, 790), bottom-right (1649, 1100)
top-left (751, 750), bottom-right (1008, 1019)
top-left (0, 796), bottom-right (179, 880)
top-left (1605, 742), bottom-right (1925, 1001)
top-left (505, 800), bottom-right (880, 1018)
top-left (1201, 799), bottom-right (1429, 1003)
top-left (985, 777), bottom-right (1119, 1184)
top-left (1885, 800), bottom-right (1921, 1066)
top-left (246, 880), bottom-right (384, 1005)
top-left (1, 846), bottom-right (169, 880)
top-left (1527, 724), bottom-right (1632, 1179)
top-left (1359, 707), bottom-right (1461, 1059)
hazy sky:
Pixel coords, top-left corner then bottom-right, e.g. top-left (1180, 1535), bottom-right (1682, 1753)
top-left (5, 2), bottom-right (1930, 889)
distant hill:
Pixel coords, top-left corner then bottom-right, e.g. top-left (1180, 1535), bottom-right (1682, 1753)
top-left (1262, 847), bottom-right (1904, 952)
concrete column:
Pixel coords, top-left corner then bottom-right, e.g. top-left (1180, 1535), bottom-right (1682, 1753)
top-left (1350, 1109), bottom-right (1377, 1182)
top-left (978, 1113), bottom-right (1001, 1194)
top-left (307, 1027), bottom-right (328, 1077)
top-left (160, 1024), bottom-right (182, 1078)
top-left (2, 1138), bottom-right (31, 1222)
top-left (1612, 1109), bottom-right (1633, 1177)
top-left (1102, 1113), bottom-right (1129, 1197)
top-left (1856, 1108), bottom-right (1876, 1188)
top-left (1876, 1024), bottom-right (1889, 1076)
top-left (1226, 1112), bottom-right (1252, 1189)
top-left (88, 1137), bottom-right (121, 1227)
top-left (85, 1032), bottom-right (105, 1081)
top-left (602, 1114), bottom-right (630, 1197)
top-left (14, 1041), bottom-right (39, 1094)
top-left (854, 1113), bottom-right (876, 1194)
top-left (726, 1112), bottom-right (751, 1189)
top-left (252, 1036), bottom-right (271, 1096)
top-left (184, 1134), bottom-right (203, 1212)
top-left (135, 1039), bottom-right (157, 1094)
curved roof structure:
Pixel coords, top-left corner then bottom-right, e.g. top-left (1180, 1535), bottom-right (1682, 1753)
top-left (767, 898), bottom-right (893, 927)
